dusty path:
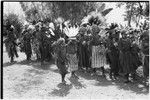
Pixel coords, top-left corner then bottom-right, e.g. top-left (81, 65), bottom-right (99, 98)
top-left (3, 47), bottom-right (149, 100)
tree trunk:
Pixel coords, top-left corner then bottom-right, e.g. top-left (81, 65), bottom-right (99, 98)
top-left (128, 3), bottom-right (134, 27)
top-left (136, 15), bottom-right (141, 27)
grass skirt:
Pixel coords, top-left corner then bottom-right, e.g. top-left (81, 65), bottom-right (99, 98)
top-left (67, 54), bottom-right (78, 72)
top-left (92, 46), bottom-right (106, 68)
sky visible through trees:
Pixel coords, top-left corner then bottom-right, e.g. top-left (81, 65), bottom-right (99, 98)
top-left (3, 2), bottom-right (149, 28)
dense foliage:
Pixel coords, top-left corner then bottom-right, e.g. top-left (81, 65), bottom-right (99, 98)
top-left (20, 2), bottom-right (113, 25)
top-left (116, 2), bottom-right (149, 27)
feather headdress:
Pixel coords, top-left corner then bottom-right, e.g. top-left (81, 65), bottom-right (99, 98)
top-left (81, 11), bottom-right (106, 26)
top-left (64, 26), bottom-right (79, 37)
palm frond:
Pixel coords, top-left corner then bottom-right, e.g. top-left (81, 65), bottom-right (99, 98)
top-left (101, 8), bottom-right (113, 16)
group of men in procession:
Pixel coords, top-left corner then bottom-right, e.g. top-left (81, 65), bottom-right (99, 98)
top-left (4, 17), bottom-right (149, 85)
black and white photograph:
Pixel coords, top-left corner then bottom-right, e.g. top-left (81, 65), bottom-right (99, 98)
top-left (2, 0), bottom-right (149, 99)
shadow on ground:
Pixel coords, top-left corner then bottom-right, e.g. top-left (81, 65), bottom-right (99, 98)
top-left (3, 58), bottom-right (149, 97)
top-left (49, 83), bottom-right (72, 97)
top-left (3, 59), bottom-right (55, 70)
top-left (3, 61), bottom-right (17, 67)
top-left (76, 70), bottom-right (113, 87)
top-left (114, 75), bottom-right (149, 95)
top-left (69, 76), bottom-right (86, 89)
top-left (76, 69), bottom-right (149, 95)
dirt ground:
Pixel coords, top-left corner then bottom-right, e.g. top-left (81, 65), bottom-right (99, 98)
top-left (3, 46), bottom-right (149, 100)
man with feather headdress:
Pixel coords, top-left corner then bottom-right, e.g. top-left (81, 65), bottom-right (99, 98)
top-left (37, 24), bottom-right (52, 65)
top-left (76, 26), bottom-right (92, 72)
top-left (117, 27), bottom-right (143, 83)
top-left (118, 28), bottom-right (139, 83)
top-left (139, 30), bottom-right (149, 83)
top-left (66, 37), bottom-right (79, 78)
top-left (81, 12), bottom-right (107, 76)
top-left (4, 25), bottom-right (19, 63)
top-left (31, 23), bottom-right (41, 61)
top-left (52, 37), bottom-right (69, 84)
top-left (21, 26), bottom-right (32, 61)
top-left (129, 29), bottom-right (142, 76)
top-left (90, 25), bottom-right (106, 76)
top-left (105, 23), bottom-right (120, 79)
